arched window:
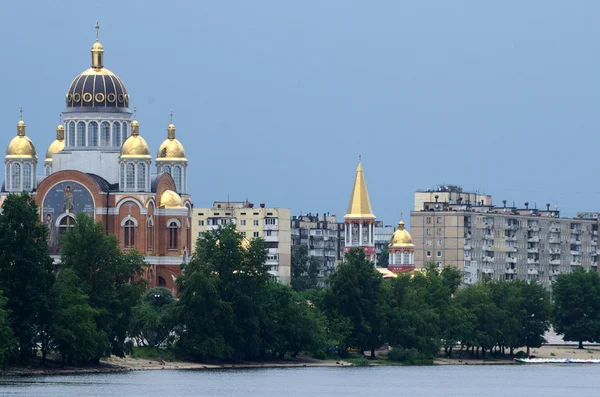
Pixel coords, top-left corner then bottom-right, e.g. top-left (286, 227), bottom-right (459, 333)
top-left (12, 163), bottom-right (20, 191)
top-left (101, 122), bottom-right (110, 146)
top-left (112, 122), bottom-right (121, 147)
top-left (137, 163), bottom-right (146, 192)
top-left (158, 276), bottom-right (166, 286)
top-left (173, 166), bottom-right (182, 192)
top-left (147, 216), bottom-right (154, 250)
top-left (23, 163), bottom-right (31, 191)
top-left (121, 122), bottom-right (128, 145)
top-left (77, 121), bottom-right (86, 146)
top-left (68, 122), bottom-right (75, 147)
top-left (120, 163), bottom-right (125, 189)
top-left (45, 165), bottom-right (51, 176)
top-left (5, 164), bottom-right (10, 191)
top-left (403, 252), bottom-right (410, 264)
top-left (163, 165), bottom-right (171, 175)
top-left (126, 163), bottom-right (135, 190)
top-left (168, 222), bottom-right (178, 250)
top-left (124, 219), bottom-right (135, 248)
top-left (88, 121), bottom-right (98, 146)
top-left (58, 215), bottom-right (75, 236)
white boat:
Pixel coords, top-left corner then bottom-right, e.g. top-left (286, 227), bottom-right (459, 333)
top-left (515, 358), bottom-right (600, 364)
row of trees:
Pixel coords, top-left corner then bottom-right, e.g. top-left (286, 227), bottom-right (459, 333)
top-left (1, 193), bottom-right (599, 367)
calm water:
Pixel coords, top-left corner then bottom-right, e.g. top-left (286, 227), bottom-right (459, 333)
top-left (1, 366), bottom-right (600, 396)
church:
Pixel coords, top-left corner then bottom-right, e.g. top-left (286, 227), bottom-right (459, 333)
top-left (1, 24), bottom-right (193, 293)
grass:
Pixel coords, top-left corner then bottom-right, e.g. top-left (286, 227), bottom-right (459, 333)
top-left (130, 346), bottom-right (177, 361)
top-left (345, 356), bottom-right (371, 366)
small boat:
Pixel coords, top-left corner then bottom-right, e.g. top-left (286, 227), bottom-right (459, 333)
top-left (515, 358), bottom-right (600, 364)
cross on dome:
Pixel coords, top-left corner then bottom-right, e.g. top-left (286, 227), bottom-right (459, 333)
top-left (95, 21), bottom-right (100, 41)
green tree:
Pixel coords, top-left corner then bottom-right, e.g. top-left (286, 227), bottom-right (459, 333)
top-left (0, 291), bottom-right (16, 368)
top-left (553, 268), bottom-right (600, 349)
top-left (376, 246), bottom-right (389, 268)
top-left (59, 213), bottom-right (147, 362)
top-left (130, 287), bottom-right (177, 348)
top-left (307, 257), bottom-right (319, 286)
top-left (292, 244), bottom-right (318, 291)
top-left (0, 193), bottom-right (55, 364)
top-left (515, 280), bottom-right (551, 356)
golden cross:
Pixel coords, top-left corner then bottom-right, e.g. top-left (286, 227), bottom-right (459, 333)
top-left (95, 21), bottom-right (100, 41)
top-left (59, 112), bottom-right (63, 124)
top-left (400, 212), bottom-right (403, 220)
top-left (358, 153), bottom-right (361, 162)
top-left (133, 106), bottom-right (137, 119)
top-left (169, 109), bottom-right (173, 123)
top-left (19, 107), bottom-right (23, 120)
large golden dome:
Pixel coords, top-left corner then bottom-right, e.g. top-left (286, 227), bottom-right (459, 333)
top-left (6, 115), bottom-right (36, 159)
top-left (389, 221), bottom-right (414, 248)
top-left (157, 118), bottom-right (186, 160)
top-left (120, 120), bottom-right (150, 158)
top-left (160, 189), bottom-right (184, 208)
top-left (45, 124), bottom-right (65, 162)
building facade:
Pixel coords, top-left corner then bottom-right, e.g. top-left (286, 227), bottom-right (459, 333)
top-left (192, 201), bottom-right (291, 284)
top-left (343, 161), bottom-right (376, 261)
top-left (410, 185), bottom-right (599, 288)
top-left (1, 26), bottom-right (193, 295)
top-left (374, 221), bottom-right (394, 265)
top-left (290, 213), bottom-right (344, 283)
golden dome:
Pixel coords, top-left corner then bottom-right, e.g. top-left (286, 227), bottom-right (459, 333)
top-left (160, 189), bottom-right (184, 208)
top-left (157, 114), bottom-right (187, 160)
top-left (91, 41), bottom-right (104, 51)
top-left (389, 220), bottom-right (414, 248)
top-left (6, 114), bottom-right (36, 159)
top-left (46, 124), bottom-right (65, 161)
top-left (120, 119), bottom-right (151, 158)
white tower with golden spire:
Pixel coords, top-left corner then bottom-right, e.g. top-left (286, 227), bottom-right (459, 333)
top-left (343, 157), bottom-right (376, 261)
top-left (388, 215), bottom-right (415, 272)
top-left (155, 111), bottom-right (187, 194)
top-left (44, 113), bottom-right (65, 176)
top-left (5, 108), bottom-right (37, 192)
top-left (118, 108), bottom-right (151, 192)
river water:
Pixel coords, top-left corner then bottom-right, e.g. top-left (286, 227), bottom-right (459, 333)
top-left (1, 365), bottom-right (600, 396)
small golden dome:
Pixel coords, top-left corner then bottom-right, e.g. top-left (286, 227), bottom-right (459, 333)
top-left (6, 112), bottom-right (36, 159)
top-left (120, 118), bottom-right (151, 158)
top-left (389, 220), bottom-right (414, 248)
top-left (91, 41), bottom-right (104, 51)
top-left (45, 140), bottom-right (65, 162)
top-left (157, 113), bottom-right (186, 160)
top-left (160, 189), bottom-right (184, 208)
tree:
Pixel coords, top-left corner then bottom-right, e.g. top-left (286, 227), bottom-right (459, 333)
top-left (0, 291), bottom-right (16, 368)
top-left (307, 257), bottom-right (319, 286)
top-left (0, 193), bottom-right (55, 364)
top-left (130, 288), bottom-right (177, 348)
top-left (515, 281), bottom-right (551, 356)
top-left (553, 268), bottom-right (600, 349)
top-left (376, 246), bottom-right (389, 268)
top-left (59, 213), bottom-right (147, 362)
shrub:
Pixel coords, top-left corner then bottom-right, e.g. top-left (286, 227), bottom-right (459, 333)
top-left (312, 349), bottom-right (327, 360)
top-left (347, 356), bottom-right (370, 366)
top-left (514, 351), bottom-right (527, 359)
top-left (387, 347), bottom-right (419, 362)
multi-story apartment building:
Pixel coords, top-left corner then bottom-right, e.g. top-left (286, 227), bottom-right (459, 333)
top-left (290, 213), bottom-right (344, 283)
top-left (414, 185), bottom-right (492, 211)
top-left (411, 186), bottom-right (599, 289)
top-left (191, 201), bottom-right (291, 284)
top-left (374, 222), bottom-right (395, 265)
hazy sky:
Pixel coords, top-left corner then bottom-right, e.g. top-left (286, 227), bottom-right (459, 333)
top-left (1, 1), bottom-right (599, 226)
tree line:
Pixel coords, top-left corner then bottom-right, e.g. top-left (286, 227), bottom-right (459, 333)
top-left (0, 193), bottom-right (599, 367)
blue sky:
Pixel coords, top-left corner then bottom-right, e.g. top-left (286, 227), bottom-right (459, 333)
top-left (1, 1), bottom-right (599, 226)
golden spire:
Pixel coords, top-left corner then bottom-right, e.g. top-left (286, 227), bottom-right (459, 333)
top-left (91, 21), bottom-right (104, 69)
top-left (344, 159), bottom-right (375, 219)
top-left (167, 109), bottom-right (176, 139)
top-left (17, 107), bottom-right (25, 136)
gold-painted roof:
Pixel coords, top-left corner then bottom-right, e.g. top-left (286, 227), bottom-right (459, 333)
top-left (160, 189), bottom-right (184, 208)
top-left (6, 117), bottom-right (36, 159)
top-left (157, 119), bottom-right (186, 160)
top-left (344, 162), bottom-right (375, 219)
top-left (389, 220), bottom-right (414, 248)
top-left (46, 124), bottom-right (65, 161)
top-left (120, 119), bottom-right (151, 158)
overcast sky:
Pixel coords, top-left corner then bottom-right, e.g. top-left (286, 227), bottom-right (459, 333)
top-left (1, 1), bottom-right (599, 226)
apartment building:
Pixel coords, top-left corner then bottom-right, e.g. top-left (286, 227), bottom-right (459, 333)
top-left (191, 201), bottom-right (291, 284)
top-left (290, 213), bottom-right (344, 283)
top-left (410, 186), bottom-right (599, 289)
top-left (414, 185), bottom-right (492, 212)
top-left (374, 222), bottom-right (395, 264)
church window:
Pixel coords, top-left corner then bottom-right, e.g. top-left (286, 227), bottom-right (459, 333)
top-left (88, 122), bottom-right (98, 146)
top-left (137, 163), bottom-right (146, 192)
top-left (122, 122), bottom-right (128, 144)
top-left (158, 276), bottom-right (166, 286)
top-left (23, 163), bottom-right (31, 191)
top-left (168, 222), bottom-right (178, 250)
top-left (147, 217), bottom-right (153, 249)
top-left (173, 166), bottom-right (182, 192)
top-left (163, 165), bottom-right (171, 175)
top-left (12, 163), bottom-right (20, 191)
top-left (403, 252), bottom-right (410, 264)
top-left (124, 220), bottom-right (135, 248)
top-left (68, 122), bottom-right (75, 147)
top-left (101, 122), bottom-right (110, 146)
top-left (77, 121), bottom-right (86, 146)
top-left (113, 122), bottom-right (121, 147)
top-left (58, 215), bottom-right (75, 236)
top-left (5, 164), bottom-right (10, 191)
top-left (45, 165), bottom-right (51, 176)
top-left (126, 163), bottom-right (135, 190)
top-left (120, 163), bottom-right (125, 190)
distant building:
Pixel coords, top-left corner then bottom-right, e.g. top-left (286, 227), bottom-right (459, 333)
top-left (410, 185), bottom-right (599, 288)
top-left (191, 201), bottom-right (291, 284)
top-left (387, 218), bottom-right (415, 273)
top-left (290, 213), bottom-right (344, 283)
top-left (374, 222), bottom-right (394, 264)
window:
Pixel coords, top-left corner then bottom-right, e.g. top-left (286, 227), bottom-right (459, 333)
top-left (11, 163), bottom-right (20, 190)
top-left (147, 218), bottom-right (153, 249)
top-left (426, 217), bottom-right (432, 224)
top-left (426, 251), bottom-right (431, 257)
top-left (168, 222), bottom-right (178, 249)
top-left (58, 215), bottom-right (75, 236)
top-left (68, 122), bottom-right (75, 147)
top-left (437, 251), bottom-right (442, 258)
top-left (45, 165), bottom-right (51, 176)
top-left (426, 240), bottom-right (432, 246)
top-left (120, 163), bottom-right (125, 189)
top-left (137, 163), bottom-right (146, 191)
top-left (436, 228), bottom-right (443, 236)
top-left (77, 121), bottom-right (86, 146)
top-left (253, 220), bottom-right (259, 226)
top-left (158, 276), bottom-right (166, 286)
top-left (163, 165), bottom-right (171, 175)
top-left (23, 163), bottom-right (31, 190)
top-left (266, 230), bottom-right (273, 236)
top-left (124, 220), bottom-right (135, 248)
top-left (112, 122), bottom-right (121, 147)
top-left (403, 252), bottom-right (410, 263)
top-left (122, 122), bottom-right (128, 144)
top-left (436, 217), bottom-right (442, 224)
top-left (197, 220), bottom-right (204, 226)
top-left (197, 232), bottom-right (203, 238)
top-left (87, 122), bottom-right (98, 146)
top-left (126, 163), bottom-right (135, 190)
top-left (240, 212), bottom-right (246, 215)
top-left (426, 228), bottom-right (431, 236)
top-left (436, 239), bottom-right (443, 247)
top-left (101, 122), bottom-right (110, 146)
top-left (265, 218), bottom-right (277, 225)
top-left (173, 166), bottom-right (182, 192)
top-left (253, 231), bottom-right (259, 238)
top-left (240, 220), bottom-right (246, 226)
top-left (241, 231), bottom-right (246, 237)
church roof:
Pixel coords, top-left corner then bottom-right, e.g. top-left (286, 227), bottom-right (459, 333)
top-left (344, 161), bottom-right (375, 220)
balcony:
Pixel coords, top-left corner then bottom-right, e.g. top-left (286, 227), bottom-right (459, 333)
top-left (481, 267), bottom-right (494, 274)
top-left (484, 234), bottom-right (494, 240)
top-left (527, 247), bottom-right (539, 254)
top-left (550, 226), bottom-right (561, 233)
top-left (528, 225), bottom-right (541, 232)
top-left (527, 236), bottom-right (540, 243)
top-left (571, 261), bottom-right (582, 267)
top-left (508, 246), bottom-right (518, 253)
top-left (550, 269), bottom-right (561, 276)
top-left (527, 269), bottom-right (539, 275)
top-left (594, 230), bottom-right (598, 236)
top-left (264, 224), bottom-right (279, 231)
top-left (505, 257), bottom-right (517, 264)
top-left (571, 228), bottom-right (582, 235)
top-left (483, 256), bottom-right (494, 263)
top-left (550, 259), bottom-right (561, 265)
top-left (570, 239), bottom-right (582, 245)
top-left (571, 250), bottom-right (581, 255)
top-left (505, 224), bottom-right (519, 231)
top-left (464, 244), bottom-right (472, 250)
top-left (505, 268), bottom-right (516, 274)
top-left (593, 240), bottom-right (598, 247)
top-left (264, 235), bottom-right (279, 242)
top-left (527, 258), bottom-right (539, 265)
top-left (549, 238), bottom-right (561, 244)
top-left (482, 244), bottom-right (494, 251)
top-left (549, 249), bottom-right (561, 254)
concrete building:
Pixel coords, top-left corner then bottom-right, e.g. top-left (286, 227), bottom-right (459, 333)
top-left (410, 185), bottom-right (599, 288)
top-left (374, 221), bottom-right (394, 265)
top-left (192, 201), bottom-right (291, 284)
top-left (414, 185), bottom-right (492, 212)
top-left (290, 213), bottom-right (344, 283)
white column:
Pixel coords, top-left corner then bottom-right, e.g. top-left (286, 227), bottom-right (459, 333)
top-left (359, 223), bottom-right (363, 246)
top-left (20, 163), bottom-right (23, 192)
top-left (134, 163), bottom-right (138, 191)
